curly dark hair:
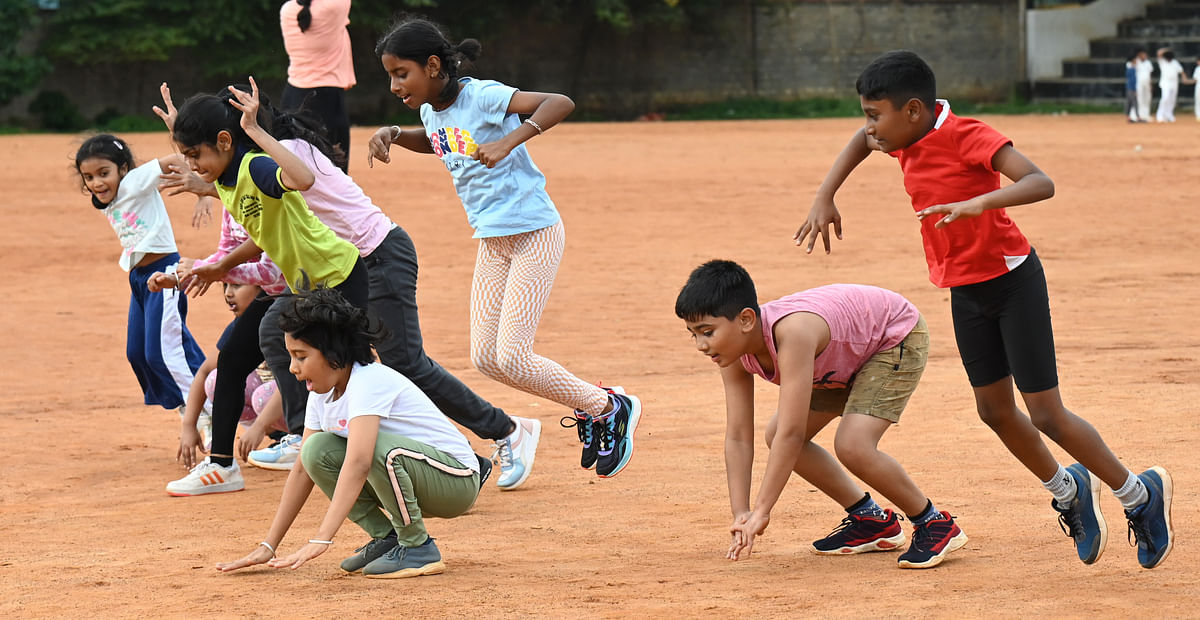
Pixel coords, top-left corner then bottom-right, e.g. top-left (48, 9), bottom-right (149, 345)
top-left (277, 287), bottom-right (386, 369)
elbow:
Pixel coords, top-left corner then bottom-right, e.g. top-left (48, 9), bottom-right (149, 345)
top-left (290, 175), bottom-right (315, 192)
top-left (1041, 176), bottom-right (1055, 200)
top-left (557, 93), bottom-right (575, 115)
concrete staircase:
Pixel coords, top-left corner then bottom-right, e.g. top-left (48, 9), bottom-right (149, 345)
top-left (1033, 1), bottom-right (1200, 104)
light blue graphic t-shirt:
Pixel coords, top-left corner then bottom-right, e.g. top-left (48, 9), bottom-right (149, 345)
top-left (420, 78), bottom-right (561, 238)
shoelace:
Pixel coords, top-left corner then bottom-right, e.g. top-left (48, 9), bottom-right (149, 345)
top-left (1057, 504), bottom-right (1083, 539)
top-left (823, 515), bottom-right (858, 538)
top-left (1127, 515), bottom-right (1155, 550)
top-left (595, 415), bottom-right (615, 452)
top-left (559, 415), bottom-right (593, 445)
top-left (491, 438), bottom-right (514, 469)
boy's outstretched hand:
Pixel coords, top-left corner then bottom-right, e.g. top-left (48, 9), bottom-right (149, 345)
top-left (916, 196), bottom-right (984, 228)
top-left (794, 197), bottom-right (843, 254)
top-left (728, 510), bottom-right (770, 560)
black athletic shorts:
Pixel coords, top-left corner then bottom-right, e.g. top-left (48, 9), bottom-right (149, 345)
top-left (949, 247), bottom-right (1059, 393)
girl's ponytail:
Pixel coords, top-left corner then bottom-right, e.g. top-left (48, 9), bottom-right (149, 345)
top-left (297, 0), bottom-right (313, 33)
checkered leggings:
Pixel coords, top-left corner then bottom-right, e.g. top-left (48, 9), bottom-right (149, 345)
top-left (469, 221), bottom-right (609, 416)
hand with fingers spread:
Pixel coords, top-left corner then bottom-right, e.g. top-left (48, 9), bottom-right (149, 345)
top-left (160, 163), bottom-right (217, 198)
top-left (267, 542), bottom-right (329, 570)
top-left (367, 126), bottom-right (395, 168)
top-left (794, 195), bottom-right (843, 254)
top-left (226, 78), bottom-right (264, 135)
top-left (216, 543), bottom-right (275, 573)
top-left (916, 197), bottom-right (985, 229)
top-left (152, 82), bottom-right (178, 133)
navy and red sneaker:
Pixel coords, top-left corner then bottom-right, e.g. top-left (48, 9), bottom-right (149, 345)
top-left (897, 511), bottom-right (968, 569)
top-left (812, 509), bottom-right (906, 555)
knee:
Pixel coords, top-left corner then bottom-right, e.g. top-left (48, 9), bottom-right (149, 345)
top-left (299, 432), bottom-right (336, 470)
top-left (975, 401), bottom-right (1018, 429)
top-left (764, 427), bottom-right (775, 449)
top-left (470, 346), bottom-right (505, 381)
top-left (1028, 405), bottom-right (1067, 439)
top-left (494, 347), bottom-right (529, 381)
top-left (833, 435), bottom-right (874, 472)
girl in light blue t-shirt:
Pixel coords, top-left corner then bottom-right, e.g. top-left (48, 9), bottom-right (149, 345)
top-left (366, 18), bottom-right (642, 483)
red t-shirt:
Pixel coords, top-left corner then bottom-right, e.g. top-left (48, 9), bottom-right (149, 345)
top-left (889, 101), bottom-right (1031, 288)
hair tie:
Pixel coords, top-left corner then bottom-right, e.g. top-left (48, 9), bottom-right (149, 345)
top-left (113, 141), bottom-right (124, 150)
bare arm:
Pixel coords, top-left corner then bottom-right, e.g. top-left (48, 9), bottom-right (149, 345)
top-left (795, 127), bottom-right (874, 253)
top-left (472, 91), bottom-right (575, 168)
top-left (268, 417), bottom-right (380, 570)
top-left (916, 144), bottom-right (1054, 228)
top-left (721, 364), bottom-right (756, 519)
top-left (216, 428), bottom-right (318, 572)
top-left (229, 78), bottom-right (315, 191)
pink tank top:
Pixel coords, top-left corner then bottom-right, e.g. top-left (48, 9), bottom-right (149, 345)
top-left (740, 284), bottom-right (920, 388)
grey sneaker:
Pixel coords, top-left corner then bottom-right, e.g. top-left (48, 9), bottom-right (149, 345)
top-left (339, 533), bottom-right (399, 573)
top-left (362, 538), bottom-right (446, 579)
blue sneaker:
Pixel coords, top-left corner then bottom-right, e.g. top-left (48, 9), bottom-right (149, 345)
top-left (1125, 466), bottom-right (1173, 569)
top-left (595, 387), bottom-right (641, 478)
top-left (247, 433), bottom-right (301, 471)
top-left (1053, 463), bottom-right (1107, 564)
top-left (492, 417), bottom-right (540, 491)
top-left (362, 538), bottom-right (445, 579)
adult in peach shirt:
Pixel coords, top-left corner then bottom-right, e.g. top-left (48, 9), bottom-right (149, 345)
top-left (280, 0), bottom-right (355, 171)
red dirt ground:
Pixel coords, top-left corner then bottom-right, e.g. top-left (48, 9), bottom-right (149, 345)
top-left (1, 117), bottom-right (1196, 617)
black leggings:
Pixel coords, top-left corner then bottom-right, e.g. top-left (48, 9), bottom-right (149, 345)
top-left (281, 84), bottom-right (350, 173)
top-left (210, 294), bottom-right (274, 460)
top-left (950, 248), bottom-right (1059, 393)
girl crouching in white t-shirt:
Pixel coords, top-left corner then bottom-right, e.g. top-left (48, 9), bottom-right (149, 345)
top-left (216, 288), bottom-right (481, 578)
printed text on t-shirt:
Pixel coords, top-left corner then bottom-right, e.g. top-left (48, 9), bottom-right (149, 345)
top-left (429, 127), bottom-right (477, 158)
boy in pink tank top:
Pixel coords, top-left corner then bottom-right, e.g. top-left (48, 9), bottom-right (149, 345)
top-left (675, 260), bottom-right (966, 569)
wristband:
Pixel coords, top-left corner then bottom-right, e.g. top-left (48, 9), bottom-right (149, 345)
top-left (524, 118), bottom-right (544, 134)
top-left (259, 541), bottom-right (276, 557)
top-left (308, 539), bottom-right (334, 545)
top-left (390, 125), bottom-right (402, 143)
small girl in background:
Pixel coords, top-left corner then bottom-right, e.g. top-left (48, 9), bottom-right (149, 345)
top-left (367, 18), bottom-right (642, 479)
top-left (76, 134), bottom-right (205, 413)
top-left (215, 288), bottom-right (480, 578)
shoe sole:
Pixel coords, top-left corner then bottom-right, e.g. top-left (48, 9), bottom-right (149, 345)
top-left (497, 418), bottom-right (541, 491)
top-left (897, 530), bottom-right (968, 569)
top-left (1143, 466), bottom-right (1174, 569)
top-left (1068, 463), bottom-right (1108, 564)
top-left (363, 560), bottom-right (446, 579)
top-left (247, 455), bottom-right (296, 471)
top-left (166, 483), bottom-right (245, 497)
top-left (812, 532), bottom-right (907, 555)
top-left (598, 392), bottom-right (641, 479)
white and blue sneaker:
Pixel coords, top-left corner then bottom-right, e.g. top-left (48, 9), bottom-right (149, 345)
top-left (492, 417), bottom-right (540, 491)
top-left (247, 433), bottom-right (302, 471)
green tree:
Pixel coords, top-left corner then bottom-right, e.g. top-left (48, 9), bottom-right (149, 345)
top-left (0, 0), bottom-right (51, 108)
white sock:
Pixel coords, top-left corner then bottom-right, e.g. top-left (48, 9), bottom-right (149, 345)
top-left (1113, 471), bottom-right (1149, 510)
top-left (1042, 465), bottom-right (1077, 506)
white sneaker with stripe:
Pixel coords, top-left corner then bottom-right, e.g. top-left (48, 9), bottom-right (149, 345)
top-left (165, 458), bottom-right (245, 497)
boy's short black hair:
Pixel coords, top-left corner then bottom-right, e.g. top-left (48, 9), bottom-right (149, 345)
top-left (277, 287), bottom-right (387, 369)
top-left (856, 50), bottom-right (937, 111)
top-left (675, 259), bottom-right (759, 322)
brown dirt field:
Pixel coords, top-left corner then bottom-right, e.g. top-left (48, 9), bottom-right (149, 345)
top-left (1, 116), bottom-right (1197, 618)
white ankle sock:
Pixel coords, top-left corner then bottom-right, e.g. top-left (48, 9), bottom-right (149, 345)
top-left (1113, 471), bottom-right (1149, 510)
top-left (1042, 465), bottom-right (1077, 506)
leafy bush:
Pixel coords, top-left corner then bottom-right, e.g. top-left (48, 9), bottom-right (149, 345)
top-left (28, 90), bottom-right (86, 131)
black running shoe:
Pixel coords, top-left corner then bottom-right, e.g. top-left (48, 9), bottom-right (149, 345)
top-left (897, 511), bottom-right (967, 569)
top-left (594, 387), bottom-right (641, 478)
top-left (812, 510), bottom-right (906, 555)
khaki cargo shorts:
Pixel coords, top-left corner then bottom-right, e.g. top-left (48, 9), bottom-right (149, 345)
top-left (808, 315), bottom-right (928, 423)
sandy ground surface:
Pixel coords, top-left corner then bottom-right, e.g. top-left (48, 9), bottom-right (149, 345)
top-left (0, 116), bottom-right (1196, 618)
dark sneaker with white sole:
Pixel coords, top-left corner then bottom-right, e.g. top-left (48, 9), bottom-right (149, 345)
top-left (340, 533), bottom-right (399, 573)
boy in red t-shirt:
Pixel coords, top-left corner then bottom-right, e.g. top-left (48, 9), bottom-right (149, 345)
top-left (796, 50), bottom-right (1172, 570)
